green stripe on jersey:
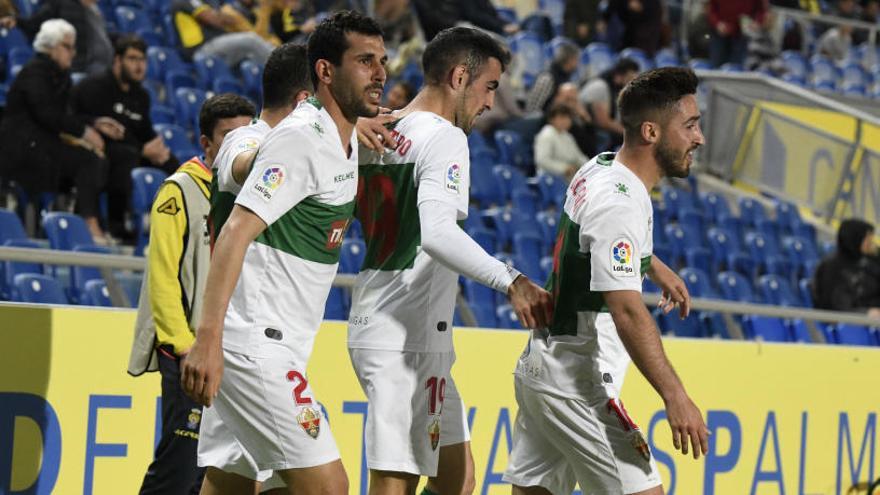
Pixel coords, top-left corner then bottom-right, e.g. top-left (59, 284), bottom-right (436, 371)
top-left (209, 175), bottom-right (236, 242)
top-left (546, 211), bottom-right (651, 336)
top-left (356, 163), bottom-right (420, 271)
top-left (255, 197), bottom-right (354, 264)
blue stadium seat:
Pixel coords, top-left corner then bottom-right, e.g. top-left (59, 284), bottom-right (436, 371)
top-left (173, 87), bottom-right (206, 133)
top-left (468, 228), bottom-right (498, 254)
top-left (1, 239), bottom-right (43, 301)
top-left (533, 173), bottom-right (566, 209)
top-left (510, 187), bottom-right (540, 218)
top-left (758, 274), bottom-right (801, 307)
top-left (716, 214), bottom-right (745, 242)
top-left (809, 55), bottom-right (839, 86)
top-left (131, 167), bottom-right (169, 254)
top-left (345, 218), bottom-right (363, 240)
top-left (773, 200), bottom-right (801, 234)
top-left (462, 278), bottom-right (498, 328)
top-left (115, 6), bottom-right (153, 34)
top-left (842, 83), bottom-right (867, 98)
top-left (745, 231), bottom-right (780, 262)
top-left (619, 47), bottom-right (653, 72)
top-left (678, 209), bottom-right (705, 242)
top-left (653, 49), bottom-right (679, 68)
top-left (663, 224), bottom-right (688, 264)
top-left (0, 27), bottom-right (29, 59)
top-left (470, 155), bottom-right (505, 206)
top-left (7, 45), bottom-right (32, 79)
top-left (496, 6), bottom-right (518, 24)
top-left (496, 304), bottom-right (523, 329)
top-left (737, 197), bottom-right (767, 228)
top-left (720, 63), bottom-right (743, 72)
top-left (0, 209), bottom-right (27, 244)
top-left (538, 0), bottom-right (565, 29)
top-left (706, 226), bottom-right (738, 271)
top-left (339, 239), bottom-right (366, 274)
top-left (509, 32), bottom-right (545, 85)
top-left (540, 256), bottom-right (553, 281)
top-left (544, 36), bottom-right (575, 60)
top-left (194, 55), bottom-right (234, 87)
top-left (781, 73), bottom-right (806, 87)
top-left (146, 46), bottom-right (187, 81)
top-left (683, 246), bottom-right (712, 275)
top-left (792, 221), bottom-right (818, 248)
top-left (136, 30), bottom-right (165, 48)
top-left (154, 123), bottom-right (198, 161)
top-left (513, 231), bottom-right (544, 262)
top-left (520, 12), bottom-right (555, 41)
top-left (661, 185), bottom-right (696, 214)
top-left (688, 59), bottom-right (712, 70)
top-left (42, 212), bottom-right (94, 251)
top-left (463, 206), bottom-right (485, 231)
top-left (535, 211), bottom-right (558, 246)
top-left (842, 63), bottom-right (868, 87)
top-left (658, 311), bottom-right (705, 338)
top-left (323, 287), bottom-right (349, 321)
top-left (835, 324), bottom-right (876, 346)
top-left (513, 253), bottom-right (544, 283)
top-left (13, 274), bottom-right (68, 305)
top-left (798, 278), bottom-right (813, 307)
top-left (70, 245), bottom-right (111, 304)
top-left (494, 130), bottom-right (532, 172)
top-left (789, 319), bottom-right (813, 343)
top-left (754, 218), bottom-right (781, 249)
top-left (643, 277), bottom-right (660, 293)
top-left (116, 272), bottom-right (143, 307)
top-left (717, 271), bottom-right (755, 302)
top-left (160, 13), bottom-right (179, 47)
top-left (743, 316), bottom-right (791, 342)
top-left (212, 76), bottom-right (246, 96)
top-left (82, 279), bottom-right (113, 307)
top-left (782, 235), bottom-right (819, 276)
top-left (150, 105), bottom-right (176, 125)
top-left (781, 51), bottom-right (807, 77)
top-left (143, 78), bottom-right (165, 105)
top-left (492, 164), bottom-right (528, 201)
top-left (482, 209), bottom-right (539, 247)
top-left (165, 71), bottom-right (199, 97)
top-left (583, 42), bottom-right (614, 78)
top-left (698, 192), bottom-right (731, 223)
top-left (701, 312), bottom-right (732, 339)
top-left (678, 267), bottom-right (715, 298)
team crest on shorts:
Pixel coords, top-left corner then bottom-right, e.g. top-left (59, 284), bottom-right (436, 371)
top-left (428, 418), bottom-right (441, 451)
top-left (186, 408), bottom-right (202, 430)
top-left (297, 407), bottom-right (321, 439)
top-left (629, 429), bottom-right (651, 462)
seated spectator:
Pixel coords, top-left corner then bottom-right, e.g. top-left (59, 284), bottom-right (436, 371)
top-left (525, 41), bottom-right (580, 113)
top-left (813, 218), bottom-right (880, 318)
top-left (564, 0), bottom-right (603, 47)
top-left (744, 11), bottom-right (785, 73)
top-left (375, 0), bottom-right (422, 52)
top-left (268, 0), bottom-right (318, 44)
top-left (2, 0), bottom-right (113, 74)
top-left (534, 105), bottom-right (587, 181)
top-left (172, 0), bottom-right (274, 66)
top-left (854, 0), bottom-right (878, 44)
top-left (0, 19), bottom-right (108, 239)
top-left (817, 23), bottom-right (853, 63)
top-left (579, 57), bottom-right (639, 149)
top-left (708, 0), bottom-right (768, 68)
top-left (605, 0), bottom-right (663, 56)
top-left (552, 82), bottom-right (597, 156)
top-left (384, 80), bottom-right (414, 110)
top-left (71, 35), bottom-right (179, 241)
top-left (413, 0), bottom-right (517, 41)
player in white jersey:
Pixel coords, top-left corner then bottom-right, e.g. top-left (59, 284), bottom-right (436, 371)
top-left (349, 27), bottom-right (553, 495)
top-left (504, 68), bottom-right (710, 495)
top-left (180, 11), bottom-right (387, 495)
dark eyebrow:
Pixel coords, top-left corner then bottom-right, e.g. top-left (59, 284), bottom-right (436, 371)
top-left (685, 115), bottom-right (701, 124)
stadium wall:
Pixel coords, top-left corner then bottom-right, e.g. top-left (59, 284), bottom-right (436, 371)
top-left (1, 304), bottom-right (879, 495)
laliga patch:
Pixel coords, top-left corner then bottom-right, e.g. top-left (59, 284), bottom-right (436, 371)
top-left (235, 137), bottom-right (259, 153)
top-left (445, 162), bottom-right (462, 194)
top-left (610, 238), bottom-right (636, 277)
top-left (253, 165), bottom-right (284, 202)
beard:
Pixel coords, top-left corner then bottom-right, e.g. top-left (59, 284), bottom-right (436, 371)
top-left (120, 67), bottom-right (142, 86)
top-left (331, 76), bottom-right (380, 122)
top-left (655, 137), bottom-right (692, 179)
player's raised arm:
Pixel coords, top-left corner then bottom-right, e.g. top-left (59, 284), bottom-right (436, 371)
top-left (181, 205), bottom-right (267, 406)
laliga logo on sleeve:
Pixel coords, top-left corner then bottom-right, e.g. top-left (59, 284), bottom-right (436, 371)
top-left (254, 166), bottom-right (284, 202)
top-left (445, 163), bottom-right (461, 194)
top-left (611, 238), bottom-right (636, 277)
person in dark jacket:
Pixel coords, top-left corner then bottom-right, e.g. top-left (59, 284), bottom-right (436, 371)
top-left (812, 219), bottom-right (880, 318)
top-left (708, 0), bottom-right (768, 68)
top-left (0, 19), bottom-right (108, 239)
top-left (525, 42), bottom-right (580, 113)
top-left (71, 35), bottom-right (178, 240)
top-left (1, 0), bottom-right (113, 74)
top-left (606, 0), bottom-right (664, 56)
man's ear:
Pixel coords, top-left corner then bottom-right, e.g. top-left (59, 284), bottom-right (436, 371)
top-left (294, 89), bottom-right (311, 103)
top-left (450, 64), bottom-right (468, 91)
top-left (641, 121), bottom-right (659, 144)
top-left (314, 59), bottom-right (334, 86)
top-left (199, 134), bottom-right (211, 155)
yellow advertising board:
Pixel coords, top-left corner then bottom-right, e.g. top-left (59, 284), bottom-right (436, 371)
top-left (1, 304), bottom-right (879, 494)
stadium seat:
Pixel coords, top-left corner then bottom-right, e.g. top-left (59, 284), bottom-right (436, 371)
top-left (754, 218), bottom-right (781, 248)
top-left (809, 55), bottom-right (839, 86)
top-left (7, 46), bottom-right (32, 79)
top-left (678, 267), bottom-right (716, 298)
top-left (160, 13), bottom-right (179, 47)
top-left (701, 312), bottom-right (732, 339)
top-left (482, 209), bottom-right (537, 247)
top-left (463, 207), bottom-right (485, 232)
top-left (345, 218), bottom-right (363, 240)
top-left (706, 226), bottom-right (739, 271)
top-left (835, 324), bottom-right (876, 346)
top-left (339, 239), bottom-right (365, 274)
top-left (470, 155), bottom-right (505, 206)
top-left (683, 246), bottom-right (713, 275)
top-left (513, 253), bottom-right (544, 283)
top-left (653, 49), bottom-right (679, 68)
top-left (744, 231), bottom-right (780, 263)
top-left (538, 0), bottom-right (565, 28)
top-left (194, 55), bottom-right (234, 87)
top-left (533, 173), bottom-right (567, 209)
top-left (212, 76), bottom-right (246, 96)
top-left (717, 271), bottom-right (755, 303)
top-left (678, 209), bottom-right (706, 242)
top-left (513, 231), bottom-right (544, 262)
top-left (544, 36), bottom-right (575, 61)
top-left (798, 278), bottom-right (813, 308)
top-left (510, 187), bottom-right (540, 218)
top-left (716, 214), bottom-right (745, 243)
top-left (773, 200), bottom-right (801, 233)
top-left (492, 164), bottom-right (528, 201)
top-left (496, 6), bottom-right (518, 24)
top-left (743, 316), bottom-right (791, 342)
top-left (154, 123), bottom-right (198, 161)
top-left (150, 105), bottom-right (176, 125)
top-left (13, 274), bottom-right (67, 304)
top-left (658, 311), bottom-right (705, 338)
top-left (494, 130), bottom-right (532, 172)
top-left (323, 287), bottom-right (349, 321)
top-left (496, 304), bottom-right (523, 329)
top-left (1, 238), bottom-right (43, 301)
top-left (842, 63), bottom-right (868, 87)
top-left (520, 12), bottom-right (555, 41)
top-left (539, 256), bottom-right (553, 281)
top-left (643, 277), bottom-right (661, 293)
top-left (781, 73), bottom-right (806, 87)
top-left (143, 78), bottom-right (165, 105)
top-left (165, 71), bottom-right (199, 97)
top-left (535, 211), bottom-right (558, 245)
top-left (115, 6), bottom-right (153, 34)
top-left (70, 245), bottom-right (111, 304)
top-left (115, 272), bottom-right (143, 308)
top-left (789, 319), bottom-right (813, 343)
top-left (462, 278), bottom-right (499, 328)
top-left (510, 32), bottom-right (546, 85)
top-left (468, 228), bottom-right (498, 254)
top-left (737, 197), bottom-right (767, 228)
top-left (131, 167), bottom-right (169, 255)
top-left (688, 59), bottom-right (712, 70)
top-left (0, 209), bottom-right (27, 244)
top-left (758, 274), bottom-right (801, 307)
top-left (698, 193), bottom-right (731, 224)
top-left (42, 212), bottom-right (94, 251)
top-left (781, 51), bottom-right (807, 78)
top-left (782, 235), bottom-right (819, 276)
top-left (146, 46), bottom-right (187, 81)
top-left (661, 185), bottom-right (696, 214)
top-left (619, 48), bottom-right (653, 72)
top-left (174, 87), bottom-right (207, 134)
top-left (583, 43), bottom-right (614, 79)
top-left (82, 279), bottom-right (113, 307)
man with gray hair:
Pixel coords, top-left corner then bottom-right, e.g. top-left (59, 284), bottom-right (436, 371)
top-left (525, 42), bottom-right (581, 113)
top-left (0, 18), bottom-right (110, 240)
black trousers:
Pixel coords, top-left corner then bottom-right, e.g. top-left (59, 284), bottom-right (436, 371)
top-left (139, 347), bottom-right (205, 495)
top-left (50, 138), bottom-right (108, 219)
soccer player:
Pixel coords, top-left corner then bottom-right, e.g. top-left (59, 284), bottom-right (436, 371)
top-left (180, 11), bottom-right (387, 495)
top-left (348, 27), bottom-right (554, 495)
top-left (503, 67), bottom-right (709, 495)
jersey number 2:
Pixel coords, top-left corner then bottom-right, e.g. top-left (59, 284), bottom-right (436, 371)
top-left (286, 370), bottom-right (313, 405)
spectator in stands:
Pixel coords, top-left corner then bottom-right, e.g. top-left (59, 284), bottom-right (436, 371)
top-left (172, 0), bottom-right (274, 66)
top-left (0, 19), bottom-right (108, 240)
top-left (384, 80), bottom-right (414, 110)
top-left (71, 35), bottom-right (178, 242)
top-left (708, 0), bottom-right (769, 68)
top-left (830, 0), bottom-right (861, 18)
top-left (605, 0), bottom-right (664, 56)
top-left (2, 0), bottom-right (113, 74)
top-left (563, 0), bottom-right (603, 47)
top-left (854, 1), bottom-right (879, 44)
top-left (534, 104), bottom-right (587, 181)
top-left (812, 218), bottom-right (880, 318)
top-left (268, 0), bottom-right (319, 44)
top-left (817, 22), bottom-right (853, 62)
top-left (745, 11), bottom-right (785, 73)
top-left (525, 41), bottom-right (580, 113)
top-left (375, 0), bottom-right (422, 51)
top-left (579, 57), bottom-right (639, 149)
top-left (551, 82), bottom-right (597, 156)
top-left (128, 93), bottom-right (256, 495)
top-left (412, 0), bottom-right (518, 41)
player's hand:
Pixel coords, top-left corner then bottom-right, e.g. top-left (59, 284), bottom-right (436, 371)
top-left (507, 275), bottom-right (554, 329)
top-left (648, 257), bottom-right (690, 319)
top-left (180, 332), bottom-right (224, 406)
top-left (356, 112), bottom-right (398, 152)
top-left (664, 392), bottom-right (708, 459)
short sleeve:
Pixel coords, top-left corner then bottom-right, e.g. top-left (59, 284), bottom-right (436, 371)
top-left (579, 79), bottom-right (611, 106)
top-left (415, 126), bottom-right (470, 218)
top-left (579, 197), bottom-right (648, 293)
top-left (235, 125), bottom-right (315, 226)
top-left (214, 127), bottom-right (261, 193)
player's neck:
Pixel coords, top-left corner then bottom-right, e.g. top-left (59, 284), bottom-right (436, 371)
top-left (399, 86), bottom-right (455, 124)
top-left (260, 107), bottom-right (290, 128)
top-left (615, 144), bottom-right (662, 192)
top-left (315, 86), bottom-right (355, 157)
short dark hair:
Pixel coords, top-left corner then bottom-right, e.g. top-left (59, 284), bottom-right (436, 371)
top-left (618, 67), bottom-right (698, 139)
top-left (199, 93), bottom-right (256, 138)
top-left (611, 57), bottom-right (640, 76)
top-left (547, 104), bottom-right (573, 121)
top-left (114, 34), bottom-right (146, 57)
top-left (422, 27), bottom-right (511, 87)
top-left (306, 10), bottom-right (383, 89)
top-left (263, 43), bottom-right (313, 109)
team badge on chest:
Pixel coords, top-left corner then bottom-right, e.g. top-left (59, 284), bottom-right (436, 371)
top-left (428, 418), bottom-right (441, 451)
top-left (296, 406), bottom-right (321, 439)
